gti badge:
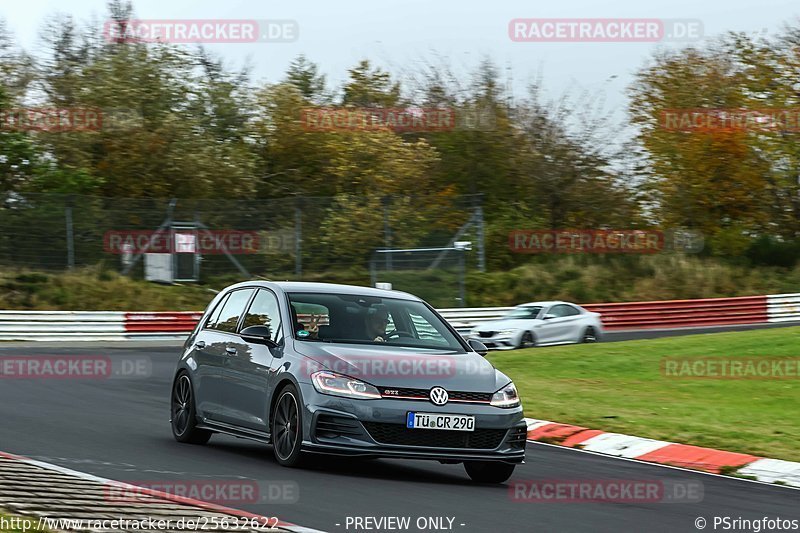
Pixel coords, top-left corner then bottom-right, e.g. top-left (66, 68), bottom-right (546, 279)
top-left (429, 386), bottom-right (449, 406)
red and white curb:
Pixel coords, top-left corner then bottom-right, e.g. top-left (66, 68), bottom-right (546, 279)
top-left (0, 450), bottom-right (322, 532)
top-left (524, 418), bottom-right (800, 488)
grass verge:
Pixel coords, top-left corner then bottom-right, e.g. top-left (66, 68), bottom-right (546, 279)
top-left (488, 326), bottom-right (800, 462)
top-left (0, 267), bottom-right (215, 311)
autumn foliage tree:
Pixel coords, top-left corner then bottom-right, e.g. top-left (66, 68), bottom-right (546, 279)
top-left (629, 32), bottom-right (800, 254)
top-left (1, 0), bottom-right (798, 270)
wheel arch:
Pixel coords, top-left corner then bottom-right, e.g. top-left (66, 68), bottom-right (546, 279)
top-left (267, 374), bottom-right (303, 430)
top-left (171, 366), bottom-right (194, 399)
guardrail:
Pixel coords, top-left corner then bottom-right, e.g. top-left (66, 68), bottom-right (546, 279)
top-left (124, 312), bottom-right (205, 333)
top-left (0, 311), bottom-right (126, 341)
top-left (0, 293), bottom-right (797, 341)
top-left (582, 295), bottom-right (769, 330)
top-left (767, 293), bottom-right (800, 323)
top-left (0, 311), bottom-right (201, 341)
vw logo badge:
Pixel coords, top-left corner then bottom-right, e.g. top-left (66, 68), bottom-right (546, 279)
top-left (429, 387), bottom-right (449, 406)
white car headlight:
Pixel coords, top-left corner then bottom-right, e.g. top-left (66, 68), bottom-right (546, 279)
top-left (311, 371), bottom-right (381, 399)
top-left (490, 382), bottom-right (520, 408)
top-left (497, 329), bottom-right (517, 337)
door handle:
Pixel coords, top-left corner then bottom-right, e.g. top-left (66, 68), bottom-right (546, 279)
top-left (225, 347), bottom-right (237, 356)
top-left (195, 341), bottom-right (206, 349)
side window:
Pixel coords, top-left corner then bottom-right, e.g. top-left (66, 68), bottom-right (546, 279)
top-left (204, 293), bottom-right (230, 329)
top-left (407, 311), bottom-right (447, 345)
top-left (242, 289), bottom-right (283, 342)
top-left (551, 304), bottom-right (579, 318)
top-left (212, 289), bottom-right (255, 333)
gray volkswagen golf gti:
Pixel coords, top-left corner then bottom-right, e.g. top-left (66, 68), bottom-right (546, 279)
top-left (171, 281), bottom-right (526, 483)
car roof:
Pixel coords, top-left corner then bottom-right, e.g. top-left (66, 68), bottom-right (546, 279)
top-left (516, 301), bottom-right (578, 307)
top-left (222, 280), bottom-right (421, 301)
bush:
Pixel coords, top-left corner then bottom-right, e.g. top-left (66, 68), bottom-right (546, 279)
top-left (746, 236), bottom-right (800, 268)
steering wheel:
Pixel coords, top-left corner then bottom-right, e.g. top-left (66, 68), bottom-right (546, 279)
top-left (386, 330), bottom-right (414, 340)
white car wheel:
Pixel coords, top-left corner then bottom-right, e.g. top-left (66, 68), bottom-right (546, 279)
top-left (581, 327), bottom-right (598, 343)
top-left (518, 331), bottom-right (536, 349)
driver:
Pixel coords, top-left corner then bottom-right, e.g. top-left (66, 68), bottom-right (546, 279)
top-left (365, 305), bottom-right (390, 342)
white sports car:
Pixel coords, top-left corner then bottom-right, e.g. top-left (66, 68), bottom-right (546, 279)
top-left (466, 301), bottom-right (603, 349)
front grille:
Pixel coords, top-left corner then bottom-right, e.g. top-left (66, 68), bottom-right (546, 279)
top-left (315, 414), bottom-right (363, 438)
top-left (380, 386), bottom-right (428, 398)
top-left (451, 391), bottom-right (493, 402)
top-left (478, 331), bottom-right (495, 338)
top-left (363, 422), bottom-right (506, 449)
top-left (379, 387), bottom-right (492, 403)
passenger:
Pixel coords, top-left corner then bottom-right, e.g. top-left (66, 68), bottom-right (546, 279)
top-left (305, 313), bottom-right (322, 338)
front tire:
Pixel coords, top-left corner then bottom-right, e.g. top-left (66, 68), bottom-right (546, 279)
top-left (171, 372), bottom-right (212, 445)
top-left (271, 384), bottom-right (305, 467)
top-left (464, 461), bottom-right (516, 484)
top-left (517, 331), bottom-right (536, 349)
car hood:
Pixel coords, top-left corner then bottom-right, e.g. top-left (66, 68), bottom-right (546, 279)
top-left (473, 318), bottom-right (540, 331)
top-left (292, 341), bottom-right (510, 392)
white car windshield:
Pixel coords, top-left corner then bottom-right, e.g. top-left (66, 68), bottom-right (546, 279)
top-left (505, 306), bottom-right (543, 319)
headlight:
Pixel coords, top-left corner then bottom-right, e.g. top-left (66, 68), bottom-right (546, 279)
top-left (491, 382), bottom-right (520, 408)
top-left (311, 371), bottom-right (381, 399)
top-left (497, 329), bottom-right (517, 336)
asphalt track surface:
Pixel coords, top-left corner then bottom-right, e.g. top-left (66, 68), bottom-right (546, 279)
top-left (1, 325), bottom-right (799, 533)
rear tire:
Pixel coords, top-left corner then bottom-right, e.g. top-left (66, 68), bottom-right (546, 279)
top-left (171, 373), bottom-right (212, 445)
top-left (581, 327), bottom-right (598, 343)
top-left (464, 461), bottom-right (516, 484)
top-left (271, 384), bottom-right (306, 467)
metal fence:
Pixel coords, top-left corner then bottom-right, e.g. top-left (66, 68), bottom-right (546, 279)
top-left (4, 292), bottom-right (799, 341)
top-left (0, 192), bottom-right (485, 304)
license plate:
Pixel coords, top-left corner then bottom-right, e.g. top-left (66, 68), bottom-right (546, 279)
top-left (406, 412), bottom-right (475, 432)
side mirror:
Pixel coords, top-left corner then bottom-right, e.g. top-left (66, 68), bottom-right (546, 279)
top-left (468, 338), bottom-right (489, 357)
top-left (240, 325), bottom-right (278, 347)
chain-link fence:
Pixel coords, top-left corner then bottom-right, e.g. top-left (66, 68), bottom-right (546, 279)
top-left (0, 192), bottom-right (485, 304)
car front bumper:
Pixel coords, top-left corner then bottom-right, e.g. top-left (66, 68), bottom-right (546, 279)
top-left (465, 333), bottom-right (519, 350)
top-left (298, 383), bottom-right (527, 463)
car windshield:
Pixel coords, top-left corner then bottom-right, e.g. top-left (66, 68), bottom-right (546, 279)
top-left (288, 292), bottom-right (465, 351)
top-left (505, 306), bottom-right (543, 319)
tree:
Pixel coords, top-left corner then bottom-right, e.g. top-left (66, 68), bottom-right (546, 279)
top-left (250, 82), bottom-right (338, 198)
top-left (342, 60), bottom-right (401, 107)
top-left (285, 54), bottom-right (327, 102)
top-left (33, 4), bottom-right (258, 198)
top-left (317, 131), bottom-right (452, 262)
top-left (0, 21), bottom-right (38, 198)
top-left (629, 35), bottom-right (779, 248)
